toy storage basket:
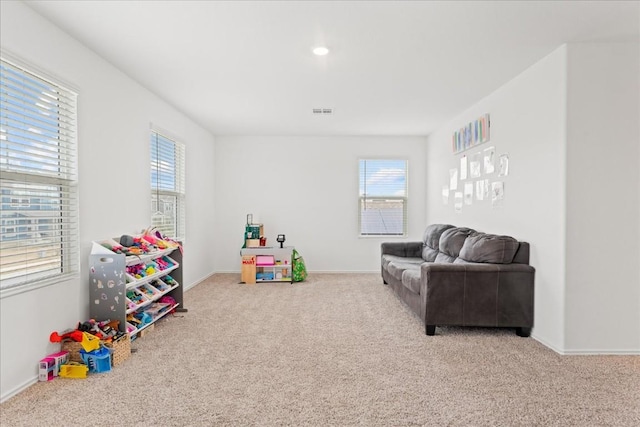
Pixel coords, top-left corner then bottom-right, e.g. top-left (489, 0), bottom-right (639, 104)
top-left (104, 334), bottom-right (131, 366)
top-left (61, 341), bottom-right (84, 363)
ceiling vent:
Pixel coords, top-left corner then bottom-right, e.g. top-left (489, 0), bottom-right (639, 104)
top-left (312, 108), bottom-right (333, 115)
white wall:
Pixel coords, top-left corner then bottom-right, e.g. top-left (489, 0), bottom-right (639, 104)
top-left (214, 136), bottom-right (427, 272)
top-left (565, 42), bottom-right (640, 353)
top-left (425, 47), bottom-right (568, 351)
top-left (426, 43), bottom-right (640, 354)
top-left (0, 1), bottom-right (216, 401)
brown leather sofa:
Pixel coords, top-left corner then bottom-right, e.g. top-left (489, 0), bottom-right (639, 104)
top-left (381, 224), bottom-right (535, 336)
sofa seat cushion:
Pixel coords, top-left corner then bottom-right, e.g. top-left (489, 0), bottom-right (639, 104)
top-left (386, 259), bottom-right (423, 282)
top-left (401, 269), bottom-right (422, 294)
top-left (421, 224), bottom-right (455, 262)
top-left (459, 233), bottom-right (519, 264)
top-left (382, 255), bottom-right (422, 270)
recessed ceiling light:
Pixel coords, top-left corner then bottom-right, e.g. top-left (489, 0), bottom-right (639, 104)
top-left (313, 46), bottom-right (329, 56)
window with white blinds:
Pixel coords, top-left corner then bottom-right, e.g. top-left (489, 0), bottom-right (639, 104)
top-left (150, 130), bottom-right (185, 240)
top-left (0, 57), bottom-right (79, 293)
top-left (359, 159), bottom-right (407, 236)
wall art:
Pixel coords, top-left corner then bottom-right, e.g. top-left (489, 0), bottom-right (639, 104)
top-left (464, 182), bottom-right (473, 205)
top-left (491, 181), bottom-right (504, 207)
top-left (498, 153), bottom-right (509, 177)
top-left (476, 180), bottom-right (485, 201)
top-left (483, 146), bottom-right (496, 174)
top-left (452, 113), bottom-right (490, 154)
top-left (442, 185), bottom-right (450, 205)
top-left (460, 155), bottom-right (468, 180)
top-left (470, 152), bottom-right (482, 178)
top-left (454, 192), bottom-right (463, 213)
top-left (449, 168), bottom-right (458, 190)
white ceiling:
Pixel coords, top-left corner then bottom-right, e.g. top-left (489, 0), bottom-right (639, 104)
top-left (25, 0), bottom-right (640, 137)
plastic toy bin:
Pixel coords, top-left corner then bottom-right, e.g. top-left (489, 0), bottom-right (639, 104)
top-left (80, 346), bottom-right (112, 373)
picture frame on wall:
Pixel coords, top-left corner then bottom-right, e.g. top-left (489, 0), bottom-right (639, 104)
top-left (452, 113), bottom-right (490, 154)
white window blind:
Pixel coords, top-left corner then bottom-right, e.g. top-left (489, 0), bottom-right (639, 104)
top-left (0, 57), bottom-right (79, 292)
top-left (150, 130), bottom-right (185, 240)
top-left (359, 159), bottom-right (407, 236)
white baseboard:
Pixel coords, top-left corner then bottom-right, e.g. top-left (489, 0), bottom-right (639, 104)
top-left (1, 376), bottom-right (37, 404)
top-left (533, 334), bottom-right (640, 355)
top-left (560, 349), bottom-right (640, 355)
top-left (183, 271), bottom-right (217, 291)
top-left (532, 334), bottom-right (564, 354)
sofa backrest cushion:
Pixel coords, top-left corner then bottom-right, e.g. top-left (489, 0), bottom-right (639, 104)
top-left (459, 233), bottom-right (520, 264)
top-left (512, 241), bottom-right (530, 264)
top-left (421, 224), bottom-right (455, 261)
top-left (436, 227), bottom-right (476, 262)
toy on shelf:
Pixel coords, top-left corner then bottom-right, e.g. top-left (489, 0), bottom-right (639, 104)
top-left (142, 226), bottom-right (182, 251)
top-left (134, 311), bottom-right (153, 325)
top-left (150, 279), bottom-right (170, 292)
top-left (125, 322), bottom-right (137, 335)
top-left (99, 228), bottom-right (181, 260)
top-left (126, 262), bottom-right (155, 280)
top-left (155, 256), bottom-right (174, 271)
top-left (163, 275), bottom-right (177, 287)
top-left (126, 289), bottom-right (148, 311)
top-left (144, 302), bottom-right (171, 318)
top-left (138, 283), bottom-right (159, 299)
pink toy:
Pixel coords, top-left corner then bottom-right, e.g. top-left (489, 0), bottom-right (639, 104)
top-left (39, 351), bottom-right (69, 381)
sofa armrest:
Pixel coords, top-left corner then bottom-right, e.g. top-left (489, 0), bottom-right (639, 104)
top-left (421, 263), bottom-right (535, 328)
top-left (381, 241), bottom-right (423, 258)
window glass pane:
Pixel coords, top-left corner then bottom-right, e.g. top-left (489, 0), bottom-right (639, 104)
top-left (359, 198), bottom-right (405, 236)
top-left (150, 133), bottom-right (177, 192)
top-left (151, 193), bottom-right (177, 238)
top-left (359, 159), bottom-right (407, 236)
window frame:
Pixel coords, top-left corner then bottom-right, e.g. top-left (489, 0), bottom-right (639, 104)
top-left (150, 128), bottom-right (185, 241)
top-left (358, 158), bottom-right (408, 238)
top-left (0, 55), bottom-right (79, 297)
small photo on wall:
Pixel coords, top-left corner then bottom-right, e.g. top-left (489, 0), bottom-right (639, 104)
top-left (460, 155), bottom-right (468, 180)
top-left (454, 192), bottom-right (463, 213)
top-left (449, 168), bottom-right (458, 190)
top-left (491, 181), bottom-right (504, 207)
top-left (476, 180), bottom-right (485, 201)
top-left (484, 146), bottom-right (495, 174)
top-left (464, 182), bottom-right (473, 205)
top-left (470, 152), bottom-right (482, 178)
top-left (498, 153), bottom-right (509, 177)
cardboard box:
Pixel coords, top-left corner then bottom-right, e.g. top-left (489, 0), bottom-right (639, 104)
top-left (241, 255), bottom-right (256, 284)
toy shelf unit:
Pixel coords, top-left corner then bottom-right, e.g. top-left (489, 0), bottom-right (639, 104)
top-left (240, 246), bottom-right (294, 284)
top-left (89, 240), bottom-right (185, 339)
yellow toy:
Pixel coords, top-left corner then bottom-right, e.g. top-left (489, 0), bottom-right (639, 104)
top-left (59, 362), bottom-right (88, 379)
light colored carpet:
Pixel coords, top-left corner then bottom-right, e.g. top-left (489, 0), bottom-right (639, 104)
top-left (1, 273), bottom-right (638, 426)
